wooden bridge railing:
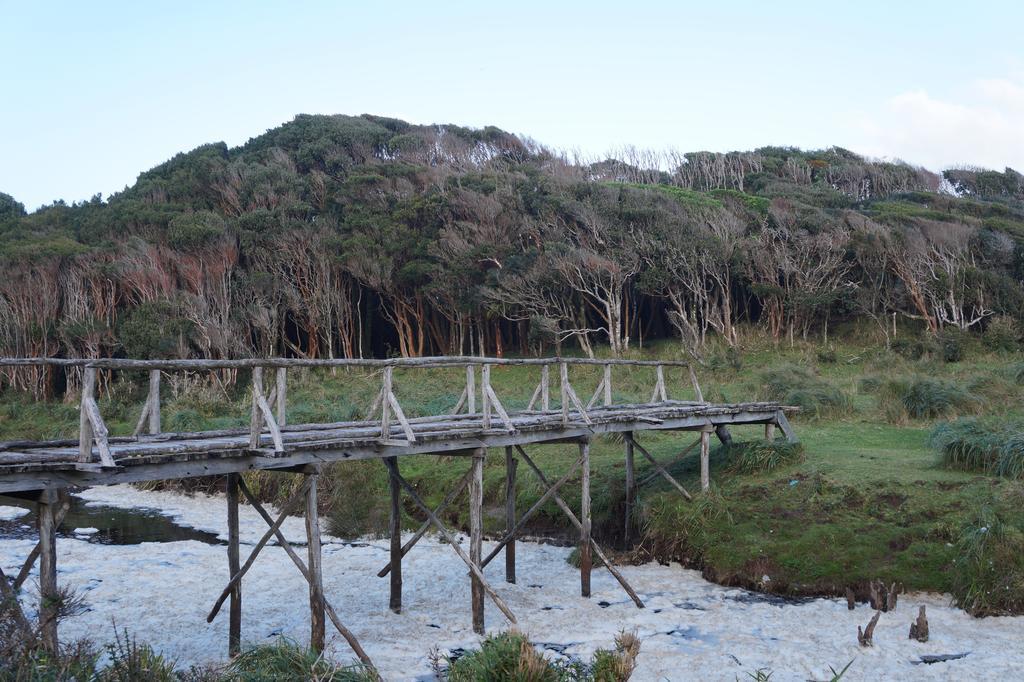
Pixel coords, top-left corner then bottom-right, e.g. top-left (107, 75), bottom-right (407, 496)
top-left (0, 356), bottom-right (706, 468)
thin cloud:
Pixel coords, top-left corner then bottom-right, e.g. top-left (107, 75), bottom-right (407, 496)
top-left (852, 77), bottom-right (1024, 172)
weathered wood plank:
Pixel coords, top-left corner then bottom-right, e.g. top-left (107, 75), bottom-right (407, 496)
top-left (504, 446), bottom-right (516, 585)
top-left (579, 439), bottom-right (592, 598)
top-left (470, 448), bottom-right (485, 634)
top-left (386, 457), bottom-right (402, 613)
top-left (305, 470), bottom-right (325, 652)
top-left (226, 473), bottom-right (241, 657)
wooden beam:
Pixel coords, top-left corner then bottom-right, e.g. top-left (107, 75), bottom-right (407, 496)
top-left (470, 448), bottom-right (485, 634)
top-left (579, 439), bottom-right (592, 598)
top-left (13, 495), bottom-right (69, 591)
top-left (603, 364), bottom-right (612, 406)
top-left (466, 364), bottom-right (476, 414)
top-left (306, 470), bottom-right (325, 652)
top-left (700, 427), bottom-right (712, 492)
top-left (226, 473), bottom-right (241, 657)
top-left (688, 364), bottom-right (704, 403)
top-left (386, 457), bottom-right (402, 613)
top-left (765, 422), bottom-right (776, 441)
top-left (38, 488), bottom-right (58, 653)
top-left (541, 364), bottom-right (550, 411)
top-left (78, 367), bottom-right (96, 463)
top-left (504, 446), bottom-right (516, 584)
top-left (380, 367), bottom-right (393, 441)
top-left (249, 367), bottom-right (264, 450)
top-left (485, 383), bottom-right (515, 433)
top-left (624, 434), bottom-right (635, 546)
top-left (637, 438), bottom-right (701, 489)
top-left (386, 390), bottom-right (416, 443)
top-left (275, 368), bottom-right (287, 427)
top-left (391, 466), bottom-right (517, 624)
top-left (235, 478), bottom-right (375, 668)
top-left (481, 364), bottom-right (492, 430)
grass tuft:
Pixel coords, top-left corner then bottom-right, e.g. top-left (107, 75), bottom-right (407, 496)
top-left (931, 418), bottom-right (1024, 479)
top-left (226, 638), bottom-right (376, 681)
top-left (758, 366), bottom-right (850, 419)
top-left (722, 440), bottom-right (805, 475)
top-left (950, 508), bottom-right (1024, 616)
top-left (879, 377), bottom-right (981, 423)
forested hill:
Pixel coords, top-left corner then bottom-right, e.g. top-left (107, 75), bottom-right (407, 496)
top-left (3, 113), bottom-right (1024, 396)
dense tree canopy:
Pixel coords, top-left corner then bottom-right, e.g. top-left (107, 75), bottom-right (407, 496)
top-left (3, 113), bottom-right (1024, 396)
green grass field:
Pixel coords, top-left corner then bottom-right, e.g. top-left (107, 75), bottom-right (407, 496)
top-left (3, 327), bottom-right (1023, 614)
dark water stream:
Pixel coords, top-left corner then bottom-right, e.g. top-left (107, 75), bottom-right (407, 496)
top-left (0, 493), bottom-right (223, 545)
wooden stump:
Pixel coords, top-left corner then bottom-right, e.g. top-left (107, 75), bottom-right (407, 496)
top-left (226, 473), bottom-right (242, 656)
top-left (909, 605), bottom-right (929, 642)
top-left (858, 610), bottom-right (881, 647)
top-left (869, 580), bottom-right (899, 612)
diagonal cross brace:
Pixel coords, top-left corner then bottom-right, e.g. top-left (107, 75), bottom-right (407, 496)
top-left (388, 461), bottom-right (517, 624)
top-left (513, 445), bottom-right (645, 608)
top-left (235, 477), bottom-right (375, 669)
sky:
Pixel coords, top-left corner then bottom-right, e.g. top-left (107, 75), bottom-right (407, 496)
top-left (2, 0), bottom-right (1024, 210)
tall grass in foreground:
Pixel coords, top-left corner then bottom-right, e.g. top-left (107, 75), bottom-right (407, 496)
top-left (950, 508), bottom-right (1024, 616)
top-left (930, 418), bottom-right (1024, 478)
top-left (438, 630), bottom-right (640, 682)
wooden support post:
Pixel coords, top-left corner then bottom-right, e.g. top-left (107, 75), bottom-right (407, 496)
top-left (624, 433), bottom-right (635, 546)
top-left (226, 473), bottom-right (241, 657)
top-left (305, 471), bottom-right (325, 652)
top-left (700, 427), bottom-right (712, 492)
top-left (579, 439), bottom-right (592, 598)
top-left (481, 364), bottom-right (492, 429)
top-left (688, 364), bottom-right (705, 403)
top-left (380, 367), bottom-right (392, 440)
top-left (560, 362), bottom-right (569, 424)
top-left (78, 367), bottom-right (96, 462)
top-left (38, 489), bottom-right (58, 653)
top-left (765, 422), bottom-right (776, 441)
top-left (147, 369), bottom-right (161, 434)
top-left (541, 364), bottom-right (550, 410)
top-left (249, 367), bottom-right (263, 450)
top-left (466, 364), bottom-right (476, 414)
top-left (603, 363), bottom-right (612, 406)
top-left (504, 446), bottom-right (517, 584)
top-left (276, 368), bottom-right (287, 427)
top-left (386, 457), bottom-right (402, 613)
top-left (470, 448), bottom-right (486, 634)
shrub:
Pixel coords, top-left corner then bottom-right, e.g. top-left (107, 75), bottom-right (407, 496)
top-left (857, 375), bottom-right (883, 394)
top-left (983, 316), bottom-right (1021, 352)
top-left (890, 336), bottom-right (934, 361)
top-left (930, 418), bottom-right (1024, 478)
top-left (937, 328), bottom-right (969, 363)
top-left (879, 377), bottom-right (981, 423)
top-left (722, 440), bottom-right (805, 475)
top-left (816, 347), bottom-right (837, 364)
top-left (950, 509), bottom-right (1024, 616)
top-left (589, 631), bottom-right (641, 682)
top-left (758, 366), bottom-right (850, 419)
top-left (225, 638), bottom-right (375, 681)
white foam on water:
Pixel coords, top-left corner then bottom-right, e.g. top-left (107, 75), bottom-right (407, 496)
top-left (0, 505), bottom-right (29, 521)
top-left (2, 484), bottom-right (1022, 681)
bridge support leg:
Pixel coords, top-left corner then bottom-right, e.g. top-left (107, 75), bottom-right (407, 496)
top-left (305, 470), bottom-right (325, 652)
top-left (504, 446), bottom-right (517, 584)
top-left (387, 456), bottom-right (402, 613)
top-left (227, 473), bottom-right (241, 657)
top-left (579, 439), bottom-right (592, 598)
top-left (470, 448), bottom-right (485, 634)
top-left (700, 428), bottom-right (712, 492)
top-left (624, 433), bottom-right (635, 547)
top-left (37, 489), bottom-right (59, 653)
top-left (765, 422), bottom-right (776, 441)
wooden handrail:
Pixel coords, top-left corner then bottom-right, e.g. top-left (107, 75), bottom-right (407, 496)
top-left (0, 355), bottom-right (696, 370)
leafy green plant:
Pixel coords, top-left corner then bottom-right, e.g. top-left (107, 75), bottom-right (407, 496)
top-left (98, 628), bottom-right (177, 682)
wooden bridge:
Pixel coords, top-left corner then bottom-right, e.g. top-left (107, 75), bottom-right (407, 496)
top-left (0, 355), bottom-right (796, 671)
